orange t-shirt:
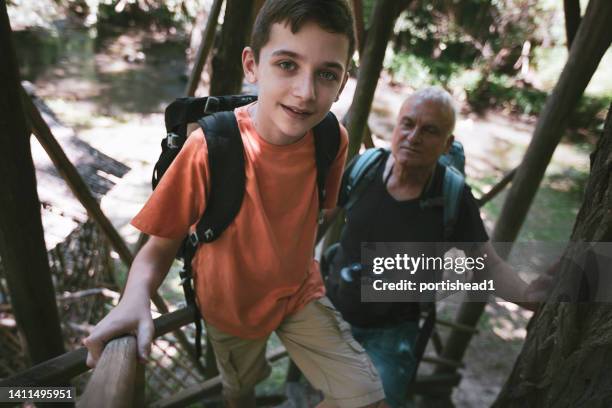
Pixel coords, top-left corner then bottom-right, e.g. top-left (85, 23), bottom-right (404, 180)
top-left (132, 104), bottom-right (348, 338)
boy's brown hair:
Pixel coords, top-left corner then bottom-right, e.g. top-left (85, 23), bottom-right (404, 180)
top-left (251, 0), bottom-right (355, 64)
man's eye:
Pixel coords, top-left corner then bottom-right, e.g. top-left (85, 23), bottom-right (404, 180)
top-left (318, 71), bottom-right (338, 81)
top-left (424, 127), bottom-right (439, 135)
top-left (278, 61), bottom-right (296, 71)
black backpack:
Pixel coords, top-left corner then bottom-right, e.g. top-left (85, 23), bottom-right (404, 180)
top-left (153, 95), bottom-right (341, 358)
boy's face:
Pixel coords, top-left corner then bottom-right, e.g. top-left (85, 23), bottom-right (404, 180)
top-left (243, 21), bottom-right (349, 144)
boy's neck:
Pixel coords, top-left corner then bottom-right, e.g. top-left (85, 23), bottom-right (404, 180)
top-left (248, 103), bottom-right (307, 146)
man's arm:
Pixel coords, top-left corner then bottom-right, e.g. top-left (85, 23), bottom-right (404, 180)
top-left (83, 235), bottom-right (183, 367)
top-left (467, 241), bottom-right (554, 311)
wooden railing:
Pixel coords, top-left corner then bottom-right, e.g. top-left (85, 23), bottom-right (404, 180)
top-left (0, 307), bottom-right (194, 401)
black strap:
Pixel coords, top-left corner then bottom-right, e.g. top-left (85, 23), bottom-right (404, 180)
top-left (313, 112), bottom-right (341, 208)
top-left (164, 95), bottom-right (257, 136)
top-left (179, 241), bottom-right (203, 358)
top-left (194, 111), bottom-right (246, 243)
top-left (410, 303), bottom-right (436, 383)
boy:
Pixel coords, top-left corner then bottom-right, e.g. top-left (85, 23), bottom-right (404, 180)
top-left (84, 1), bottom-right (388, 407)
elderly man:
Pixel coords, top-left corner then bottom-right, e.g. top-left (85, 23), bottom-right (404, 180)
top-left (323, 87), bottom-right (550, 407)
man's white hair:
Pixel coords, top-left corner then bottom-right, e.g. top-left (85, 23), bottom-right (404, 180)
top-left (408, 86), bottom-right (457, 134)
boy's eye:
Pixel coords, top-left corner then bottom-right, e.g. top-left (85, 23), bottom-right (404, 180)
top-left (318, 71), bottom-right (338, 81)
top-left (278, 61), bottom-right (296, 71)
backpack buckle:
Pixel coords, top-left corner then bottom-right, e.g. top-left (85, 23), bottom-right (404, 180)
top-left (167, 132), bottom-right (180, 149)
top-left (204, 97), bottom-right (219, 114)
top-left (203, 228), bottom-right (214, 241)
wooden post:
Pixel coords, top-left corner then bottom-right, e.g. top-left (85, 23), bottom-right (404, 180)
top-left (351, 0), bottom-right (366, 55)
top-left (78, 336), bottom-right (144, 408)
top-left (0, 0), bottom-right (65, 365)
top-left (185, 0), bottom-right (224, 97)
top-left (564, 0), bottom-right (581, 49)
top-left (209, 0), bottom-right (255, 95)
top-left (344, 0), bottom-right (408, 161)
top-left (433, 0), bottom-right (612, 398)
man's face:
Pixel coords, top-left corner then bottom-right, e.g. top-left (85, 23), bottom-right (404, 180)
top-left (242, 21), bottom-right (349, 143)
top-left (391, 97), bottom-right (454, 168)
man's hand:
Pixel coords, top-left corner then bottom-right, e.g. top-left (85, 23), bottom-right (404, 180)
top-left (522, 261), bottom-right (560, 307)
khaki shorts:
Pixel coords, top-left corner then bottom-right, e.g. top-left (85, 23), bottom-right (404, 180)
top-left (205, 297), bottom-right (385, 407)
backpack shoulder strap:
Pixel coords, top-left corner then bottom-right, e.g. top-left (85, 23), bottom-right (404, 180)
top-left (339, 148), bottom-right (388, 210)
top-left (313, 112), bottom-right (341, 209)
top-left (442, 165), bottom-right (465, 240)
top-left (192, 111), bottom-right (245, 243)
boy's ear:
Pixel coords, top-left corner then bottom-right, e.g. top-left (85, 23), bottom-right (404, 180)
top-left (335, 72), bottom-right (349, 102)
top-left (242, 46), bottom-right (258, 84)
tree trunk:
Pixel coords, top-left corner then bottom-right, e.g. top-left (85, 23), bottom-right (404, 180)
top-left (209, 0), bottom-right (256, 95)
top-left (493, 103), bottom-right (612, 406)
top-left (0, 0), bottom-right (65, 365)
top-left (564, 0), bottom-right (581, 50)
top-left (344, 0), bottom-right (409, 160)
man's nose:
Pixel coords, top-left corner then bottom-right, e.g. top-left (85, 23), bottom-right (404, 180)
top-left (404, 127), bottom-right (422, 143)
top-left (293, 73), bottom-right (316, 101)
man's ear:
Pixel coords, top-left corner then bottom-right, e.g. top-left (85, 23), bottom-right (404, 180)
top-left (242, 47), bottom-right (258, 84)
top-left (335, 72), bottom-right (349, 102)
top-left (444, 134), bottom-right (455, 153)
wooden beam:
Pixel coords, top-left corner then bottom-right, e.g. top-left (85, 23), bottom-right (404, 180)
top-left (344, 0), bottom-right (406, 161)
top-left (351, 0), bottom-right (366, 55)
top-left (0, 0), bottom-right (65, 365)
top-left (564, 0), bottom-right (581, 50)
top-left (476, 167), bottom-right (517, 207)
top-left (0, 306), bottom-right (195, 387)
top-left (185, 0), bottom-right (224, 96)
top-left (209, 0), bottom-right (255, 95)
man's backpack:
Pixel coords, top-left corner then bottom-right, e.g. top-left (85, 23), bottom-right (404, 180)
top-left (153, 95), bottom-right (341, 358)
top-left (339, 141), bottom-right (466, 239)
top-left (325, 141), bottom-right (466, 384)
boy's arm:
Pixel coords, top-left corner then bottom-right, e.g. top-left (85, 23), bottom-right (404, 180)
top-left (83, 235), bottom-right (183, 367)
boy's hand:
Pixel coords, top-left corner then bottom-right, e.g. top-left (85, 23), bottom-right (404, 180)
top-left (83, 294), bottom-right (154, 368)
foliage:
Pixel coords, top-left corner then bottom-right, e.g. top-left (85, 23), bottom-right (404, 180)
top-left (381, 0), bottom-right (610, 134)
top-left (47, 0), bottom-right (207, 29)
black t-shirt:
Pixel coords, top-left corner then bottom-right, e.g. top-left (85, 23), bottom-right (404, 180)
top-left (326, 153), bottom-right (489, 328)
